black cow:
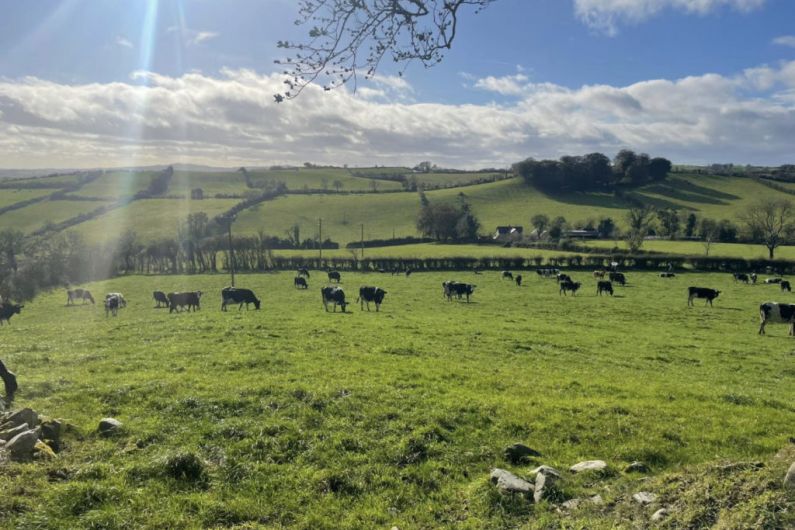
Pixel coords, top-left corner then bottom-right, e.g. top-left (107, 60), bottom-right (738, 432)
top-left (0, 303), bottom-right (23, 325)
top-left (759, 302), bottom-right (795, 335)
top-left (321, 286), bottom-right (347, 312)
top-left (733, 273), bottom-right (750, 284)
top-left (328, 270), bottom-right (341, 283)
top-left (515, 275), bottom-right (523, 287)
top-left (221, 287), bottom-right (261, 311)
top-left (687, 287), bottom-right (720, 307)
top-left (560, 280), bottom-right (581, 296)
top-left (168, 291), bottom-right (201, 313)
top-left (357, 286), bottom-right (386, 311)
top-left (609, 272), bottom-right (626, 286)
top-left (67, 289), bottom-right (95, 305)
top-left (444, 281), bottom-right (475, 302)
top-left (596, 280), bottom-right (613, 296)
top-left (660, 272), bottom-right (676, 278)
top-left (153, 291), bottom-right (169, 308)
top-left (556, 273), bottom-right (572, 284)
top-left (501, 271), bottom-right (513, 280)
top-left (781, 280), bottom-right (792, 292)
top-left (104, 295), bottom-right (120, 317)
top-left (297, 268), bottom-right (310, 278)
top-left (294, 276), bottom-right (308, 289)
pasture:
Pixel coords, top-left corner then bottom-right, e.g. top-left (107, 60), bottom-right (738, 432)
top-left (1, 270), bottom-right (793, 528)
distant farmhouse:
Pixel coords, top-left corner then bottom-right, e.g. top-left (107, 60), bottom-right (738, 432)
top-left (493, 225), bottom-right (523, 241)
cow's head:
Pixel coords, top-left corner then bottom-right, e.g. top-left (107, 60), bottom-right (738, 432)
top-left (253, 298), bottom-right (261, 310)
top-left (12, 305), bottom-right (22, 314)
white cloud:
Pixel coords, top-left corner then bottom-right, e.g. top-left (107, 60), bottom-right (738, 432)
top-left (166, 25), bottom-right (220, 46)
top-left (574, 0), bottom-right (766, 35)
top-left (773, 35), bottom-right (795, 48)
top-left (474, 73), bottom-right (530, 96)
top-left (0, 62), bottom-right (794, 169)
top-left (115, 36), bottom-right (133, 49)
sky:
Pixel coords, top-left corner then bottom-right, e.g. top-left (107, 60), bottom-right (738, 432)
top-left (0, 0), bottom-right (794, 169)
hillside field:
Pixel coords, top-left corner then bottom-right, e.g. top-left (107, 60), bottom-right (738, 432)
top-left (1, 271), bottom-right (793, 528)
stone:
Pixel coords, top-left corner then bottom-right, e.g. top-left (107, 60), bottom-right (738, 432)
top-left (98, 418), bottom-right (122, 436)
top-left (504, 443), bottom-right (541, 464)
top-left (785, 462), bottom-right (795, 489)
top-left (570, 460), bottom-right (608, 473)
top-left (633, 492), bottom-right (657, 505)
top-left (0, 422), bottom-right (29, 441)
top-left (40, 420), bottom-right (63, 444)
top-left (561, 495), bottom-right (603, 511)
top-left (33, 440), bottom-right (57, 460)
top-left (533, 469), bottom-right (560, 503)
top-left (490, 468), bottom-right (534, 495)
top-left (6, 429), bottom-right (39, 460)
top-left (530, 465), bottom-right (562, 479)
top-left (0, 408), bottom-right (37, 430)
top-left (625, 461), bottom-right (650, 473)
top-left (651, 508), bottom-right (669, 522)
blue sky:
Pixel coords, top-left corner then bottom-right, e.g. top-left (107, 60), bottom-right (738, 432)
top-left (1, 0), bottom-right (794, 168)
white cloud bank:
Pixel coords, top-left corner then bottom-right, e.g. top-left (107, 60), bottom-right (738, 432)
top-left (773, 35), bottom-right (795, 48)
top-left (1, 62), bottom-right (794, 169)
top-left (574, 0), bottom-right (766, 35)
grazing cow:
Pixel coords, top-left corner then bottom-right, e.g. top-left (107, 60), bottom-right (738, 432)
top-left (687, 287), bottom-right (720, 307)
top-left (758, 302), bottom-right (795, 335)
top-left (609, 272), bottom-right (626, 286)
top-left (536, 268), bottom-right (559, 278)
top-left (328, 270), bottom-right (341, 283)
top-left (105, 293), bottom-right (127, 308)
top-left (168, 291), bottom-right (201, 313)
top-left (501, 271), bottom-right (513, 280)
top-left (448, 282), bottom-right (476, 302)
top-left (593, 270), bottom-right (606, 279)
top-left (66, 288), bottom-right (95, 305)
top-left (733, 273), bottom-right (750, 284)
top-left (515, 275), bottom-right (523, 287)
top-left (559, 280), bottom-right (582, 296)
top-left (357, 286), bottom-right (386, 311)
top-left (153, 291), bottom-right (169, 308)
top-left (294, 276), bottom-right (308, 289)
top-left (442, 280), bottom-right (457, 299)
top-left (781, 280), bottom-right (792, 292)
top-left (104, 295), bottom-right (120, 317)
top-left (596, 280), bottom-right (613, 296)
top-left (221, 287), bottom-right (260, 311)
top-left (0, 303), bottom-right (23, 325)
top-left (660, 272), bottom-right (676, 278)
top-left (321, 286), bottom-right (347, 312)
top-left (297, 268), bottom-right (310, 278)
top-left (556, 273), bottom-right (572, 284)
top-left (765, 278), bottom-right (783, 285)
top-left (751, 273), bottom-right (758, 284)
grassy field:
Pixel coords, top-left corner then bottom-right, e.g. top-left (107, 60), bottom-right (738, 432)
top-left (76, 171), bottom-right (157, 199)
top-left (168, 171), bottom-right (249, 197)
top-left (583, 239), bottom-right (795, 260)
top-left (0, 189), bottom-right (51, 209)
top-left (249, 168), bottom-right (403, 192)
top-left (412, 172), bottom-right (504, 187)
top-left (270, 243), bottom-right (581, 260)
top-left (0, 199), bottom-right (111, 234)
top-left (1, 271), bottom-right (793, 528)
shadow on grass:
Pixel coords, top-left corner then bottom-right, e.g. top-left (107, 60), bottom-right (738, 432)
top-left (639, 178), bottom-right (740, 205)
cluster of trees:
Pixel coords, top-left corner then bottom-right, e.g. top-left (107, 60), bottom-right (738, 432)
top-left (134, 166), bottom-right (173, 199)
top-left (416, 192), bottom-right (480, 241)
top-left (513, 150), bottom-right (672, 192)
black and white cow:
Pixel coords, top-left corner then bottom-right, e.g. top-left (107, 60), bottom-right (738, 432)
top-left (596, 280), bottom-right (613, 296)
top-left (0, 303), bottom-right (23, 325)
top-left (67, 288), bottom-right (95, 305)
top-left (221, 287), bottom-right (261, 311)
top-left (501, 271), bottom-right (513, 280)
top-left (759, 302), bottom-right (795, 336)
top-left (294, 276), bottom-right (308, 289)
top-left (104, 294), bottom-right (121, 317)
top-left (443, 281), bottom-right (475, 302)
top-left (515, 275), bottom-right (523, 287)
top-left (609, 272), bottom-right (626, 286)
top-left (687, 287), bottom-right (720, 307)
top-left (660, 272), bottom-right (676, 278)
top-left (328, 270), bottom-right (341, 283)
top-left (593, 270), bottom-right (606, 279)
top-left (559, 280), bottom-right (581, 296)
top-left (750, 273), bottom-right (758, 284)
top-left (556, 273), bottom-right (572, 284)
top-left (781, 280), bottom-right (792, 292)
top-left (765, 278), bottom-right (782, 285)
top-left (321, 286), bottom-right (347, 312)
top-left (536, 268), bottom-right (559, 278)
top-left (297, 268), bottom-right (310, 278)
top-left (105, 292), bottom-right (127, 308)
top-left (153, 291), bottom-right (169, 308)
top-left (357, 286), bottom-right (386, 311)
top-left (733, 273), bottom-right (750, 284)
top-left (168, 291), bottom-right (201, 313)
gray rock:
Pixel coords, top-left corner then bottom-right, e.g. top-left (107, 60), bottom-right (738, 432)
top-left (785, 462), bottom-right (795, 489)
top-left (1, 408), bottom-right (37, 430)
top-left (98, 417), bottom-right (123, 436)
top-left (651, 508), bottom-right (669, 521)
top-left (490, 468), bottom-right (534, 495)
top-left (633, 492), bottom-right (657, 505)
top-left (0, 439), bottom-right (6, 448)
top-left (625, 461), bottom-right (650, 473)
top-left (570, 460), bottom-right (608, 473)
top-left (530, 465), bottom-right (562, 478)
top-left (40, 420), bottom-right (63, 443)
top-left (504, 443), bottom-right (541, 464)
top-left (561, 495), bottom-right (603, 511)
top-left (533, 469), bottom-right (559, 503)
top-left (6, 429), bottom-right (39, 460)
top-left (0, 422), bottom-right (29, 441)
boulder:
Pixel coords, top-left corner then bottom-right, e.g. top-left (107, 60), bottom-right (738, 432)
top-left (530, 465), bottom-right (562, 479)
top-left (570, 460), bottom-right (607, 473)
top-left (533, 469), bottom-right (560, 503)
top-left (561, 495), bottom-right (603, 511)
top-left (6, 429), bottom-right (39, 460)
top-left (0, 422), bottom-right (29, 442)
top-left (504, 443), bottom-right (541, 464)
top-left (1, 408), bottom-right (37, 430)
top-left (651, 508), bottom-right (669, 522)
top-left (785, 462), bottom-right (795, 490)
top-left (490, 468), bottom-right (534, 495)
top-left (624, 461), bottom-right (650, 473)
top-left (98, 418), bottom-right (123, 436)
top-left (632, 492), bottom-right (657, 505)
top-left (40, 420), bottom-right (63, 444)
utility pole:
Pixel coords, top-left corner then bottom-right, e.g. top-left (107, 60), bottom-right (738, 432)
top-left (361, 223), bottom-right (364, 259)
top-left (218, 214), bottom-right (236, 287)
top-left (318, 218), bottom-right (323, 262)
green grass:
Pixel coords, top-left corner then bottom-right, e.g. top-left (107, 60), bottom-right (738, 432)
top-left (0, 199), bottom-right (112, 234)
top-left (77, 171), bottom-right (157, 199)
top-left (412, 172), bottom-right (504, 187)
top-left (1, 271), bottom-right (793, 528)
top-left (168, 171), bottom-right (248, 196)
top-left (270, 243), bottom-right (581, 260)
top-left (7, 173), bottom-right (83, 187)
top-left (70, 199), bottom-right (240, 244)
top-left (250, 168), bottom-right (403, 192)
top-left (0, 189), bottom-right (52, 209)
top-left (583, 239), bottom-right (795, 260)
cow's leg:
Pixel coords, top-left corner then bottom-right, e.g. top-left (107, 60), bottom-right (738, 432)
top-left (376, 303), bottom-right (380, 312)
top-left (758, 320), bottom-right (765, 335)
